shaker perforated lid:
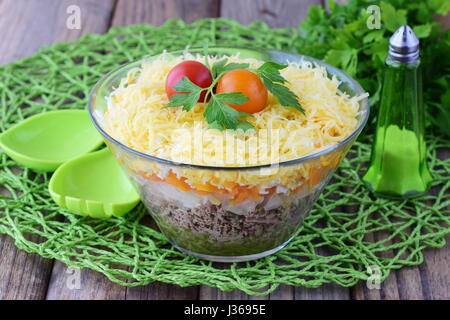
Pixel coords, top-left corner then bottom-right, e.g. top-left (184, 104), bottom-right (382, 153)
top-left (389, 25), bottom-right (419, 63)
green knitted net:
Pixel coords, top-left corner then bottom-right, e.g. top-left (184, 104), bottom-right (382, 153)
top-left (0, 19), bottom-right (449, 296)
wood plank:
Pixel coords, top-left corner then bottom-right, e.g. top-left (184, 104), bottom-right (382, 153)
top-left (0, 0), bottom-right (116, 300)
top-left (0, 0), bottom-right (115, 64)
top-left (126, 282), bottom-right (199, 300)
top-left (269, 285), bottom-right (294, 300)
top-left (418, 244), bottom-right (450, 299)
top-left (351, 242), bottom-right (450, 300)
top-left (295, 284), bottom-right (351, 300)
top-left (352, 268), bottom-right (401, 300)
top-left (199, 286), bottom-right (268, 300)
top-left (111, 0), bottom-right (220, 27)
top-left (0, 235), bottom-right (53, 299)
top-left (416, 151), bottom-right (450, 300)
top-left (46, 261), bottom-right (126, 300)
top-left (199, 282), bottom-right (349, 300)
top-left (220, 0), bottom-right (322, 28)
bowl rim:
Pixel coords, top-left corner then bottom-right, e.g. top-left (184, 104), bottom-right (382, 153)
top-left (88, 46), bottom-right (370, 171)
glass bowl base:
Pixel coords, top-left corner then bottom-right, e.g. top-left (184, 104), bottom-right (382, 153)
top-left (170, 237), bottom-right (293, 263)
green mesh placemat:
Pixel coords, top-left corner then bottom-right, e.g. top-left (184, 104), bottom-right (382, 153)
top-left (0, 19), bottom-right (449, 296)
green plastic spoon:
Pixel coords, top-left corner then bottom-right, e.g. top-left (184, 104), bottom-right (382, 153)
top-left (0, 110), bottom-right (103, 172)
top-left (49, 148), bottom-right (140, 218)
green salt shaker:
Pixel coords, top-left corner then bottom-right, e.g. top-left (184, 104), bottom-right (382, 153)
top-left (363, 25), bottom-right (432, 198)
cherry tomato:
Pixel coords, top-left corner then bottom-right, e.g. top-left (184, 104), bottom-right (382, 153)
top-left (166, 61), bottom-right (213, 102)
top-left (216, 69), bottom-right (268, 113)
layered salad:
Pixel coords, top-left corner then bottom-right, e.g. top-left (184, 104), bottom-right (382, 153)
top-left (101, 51), bottom-right (366, 259)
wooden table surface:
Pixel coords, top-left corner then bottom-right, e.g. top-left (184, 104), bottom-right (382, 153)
top-left (0, 0), bottom-right (449, 300)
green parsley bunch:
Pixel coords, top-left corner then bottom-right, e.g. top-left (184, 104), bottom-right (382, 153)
top-left (295, 0), bottom-right (450, 136)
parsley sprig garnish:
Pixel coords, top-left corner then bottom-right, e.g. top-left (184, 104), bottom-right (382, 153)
top-left (167, 77), bottom-right (203, 112)
top-left (166, 57), bottom-right (304, 131)
top-left (256, 62), bottom-right (304, 113)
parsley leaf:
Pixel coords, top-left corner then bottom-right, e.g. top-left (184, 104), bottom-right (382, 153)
top-left (203, 93), bottom-right (253, 131)
top-left (267, 82), bottom-right (304, 112)
top-left (167, 77), bottom-right (204, 112)
top-left (380, 2), bottom-right (407, 33)
top-left (413, 24), bottom-right (432, 39)
top-left (211, 59), bottom-right (250, 78)
top-left (235, 121), bottom-right (256, 132)
top-left (324, 48), bottom-right (358, 76)
top-left (256, 62), bottom-right (305, 114)
top-left (207, 121), bottom-right (225, 131)
top-left (218, 92), bottom-right (251, 106)
top-left (257, 62), bottom-right (288, 84)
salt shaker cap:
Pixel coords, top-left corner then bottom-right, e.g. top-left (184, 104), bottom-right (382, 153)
top-left (389, 25), bottom-right (419, 63)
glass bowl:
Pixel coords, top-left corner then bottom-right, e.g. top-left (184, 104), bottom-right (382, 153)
top-left (88, 47), bottom-right (369, 262)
